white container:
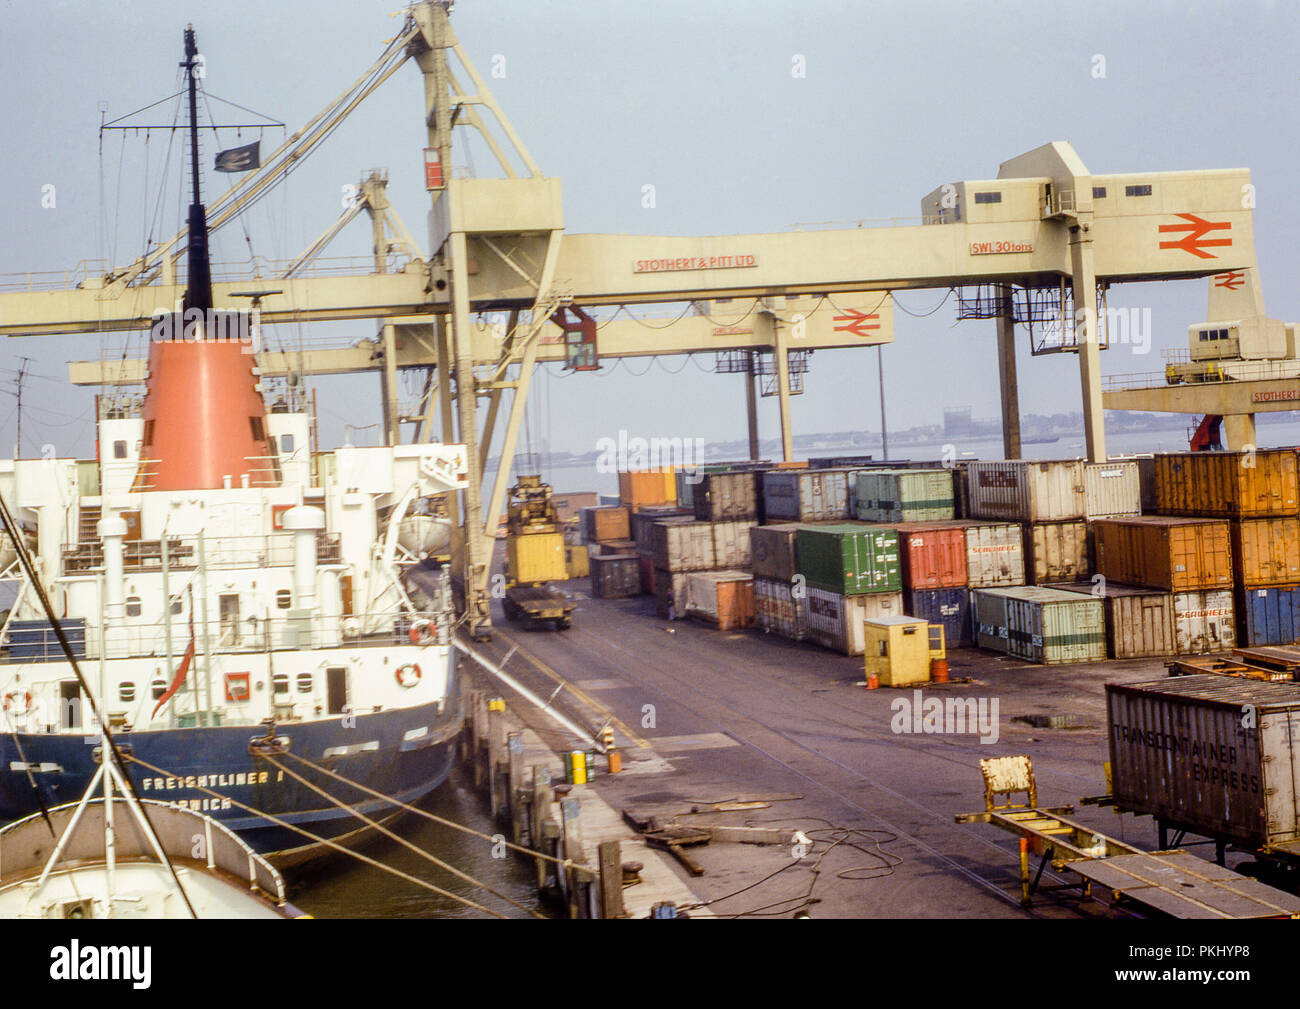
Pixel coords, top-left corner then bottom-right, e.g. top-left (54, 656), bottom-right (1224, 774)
top-left (805, 586), bottom-right (903, 656)
top-left (650, 522), bottom-right (715, 572)
top-left (1083, 461), bottom-right (1142, 520)
top-left (712, 521), bottom-right (755, 569)
top-left (1172, 589), bottom-right (1236, 654)
top-left (967, 460), bottom-right (1086, 522)
top-left (972, 586), bottom-right (1105, 664)
top-left (963, 521), bottom-right (1025, 588)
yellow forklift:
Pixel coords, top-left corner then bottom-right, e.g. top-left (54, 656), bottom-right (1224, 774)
top-left (503, 475), bottom-right (576, 630)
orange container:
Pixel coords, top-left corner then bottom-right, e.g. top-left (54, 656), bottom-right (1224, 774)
top-left (618, 469), bottom-right (677, 509)
top-left (1231, 517), bottom-right (1300, 587)
top-left (583, 506), bottom-right (631, 543)
top-left (1093, 516), bottom-right (1232, 592)
top-left (1154, 450), bottom-right (1299, 517)
top-left (774, 460), bottom-right (810, 469)
top-left (886, 522), bottom-right (969, 590)
top-left (684, 571), bottom-right (755, 629)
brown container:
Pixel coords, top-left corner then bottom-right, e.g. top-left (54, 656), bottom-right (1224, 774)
top-left (1154, 449), bottom-right (1299, 517)
top-left (885, 522), bottom-right (969, 589)
top-left (684, 571), bottom-right (755, 630)
top-left (581, 506), bottom-right (631, 543)
top-left (637, 553), bottom-right (655, 594)
top-left (1023, 520), bottom-right (1090, 584)
top-left (1092, 515), bottom-right (1232, 592)
top-left (1231, 517), bottom-right (1300, 587)
top-left (751, 523), bottom-right (801, 582)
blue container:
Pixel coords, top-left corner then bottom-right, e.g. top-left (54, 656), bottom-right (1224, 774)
top-left (904, 588), bottom-right (971, 649)
top-left (1236, 586), bottom-right (1300, 647)
top-left (7, 619), bottom-right (87, 662)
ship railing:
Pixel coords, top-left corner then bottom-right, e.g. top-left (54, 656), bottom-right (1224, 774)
top-left (63, 531), bottom-right (342, 575)
top-left (0, 260), bottom-right (112, 292)
top-left (0, 610), bottom-right (440, 664)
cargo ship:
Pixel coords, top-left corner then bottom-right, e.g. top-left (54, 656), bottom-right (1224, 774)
top-left (0, 26), bottom-right (469, 866)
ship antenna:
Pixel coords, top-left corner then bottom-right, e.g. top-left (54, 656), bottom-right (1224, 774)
top-left (182, 24), bottom-right (213, 314)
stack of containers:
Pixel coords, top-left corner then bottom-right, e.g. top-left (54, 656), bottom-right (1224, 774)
top-left (648, 466), bottom-right (759, 621)
top-left (751, 523), bottom-right (806, 640)
top-left (796, 524), bottom-right (902, 655)
top-left (1154, 450), bottom-right (1300, 648)
top-left (1091, 515), bottom-right (1235, 654)
top-left (966, 460), bottom-right (1091, 584)
top-left (630, 505), bottom-right (692, 594)
top-left (881, 521), bottom-right (971, 648)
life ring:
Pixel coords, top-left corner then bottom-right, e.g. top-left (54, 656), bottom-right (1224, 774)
top-left (408, 619), bottom-right (433, 645)
top-left (395, 663), bottom-right (422, 688)
top-left (3, 690), bottom-right (31, 714)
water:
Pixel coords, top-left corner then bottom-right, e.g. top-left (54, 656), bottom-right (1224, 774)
top-left (289, 764), bottom-right (549, 919)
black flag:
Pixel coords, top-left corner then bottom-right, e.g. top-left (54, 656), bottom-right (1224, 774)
top-left (214, 140), bottom-right (260, 173)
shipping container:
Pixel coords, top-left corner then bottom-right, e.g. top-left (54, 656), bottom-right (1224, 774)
top-left (507, 532), bottom-right (568, 585)
top-left (1106, 675), bottom-right (1300, 850)
top-left (1093, 516), bottom-right (1232, 592)
top-left (905, 587), bottom-right (972, 648)
top-left (854, 469), bottom-right (955, 522)
top-left (684, 571), bottom-right (755, 630)
top-left (580, 505), bottom-right (631, 544)
top-left (1023, 520), bottom-right (1090, 584)
top-left (1236, 586), bottom-right (1300, 647)
top-left (963, 520), bottom-right (1025, 588)
top-left (966, 460), bottom-right (1086, 522)
top-left (586, 537), bottom-right (636, 557)
top-left (762, 469), bottom-right (852, 523)
top-left (751, 523), bottom-right (802, 583)
top-left (1154, 449), bottom-right (1299, 517)
top-left (653, 568), bottom-right (693, 619)
top-left (796, 524), bottom-right (901, 595)
top-left (885, 522), bottom-right (968, 590)
top-left (693, 471), bottom-right (761, 522)
top-left (590, 554), bottom-right (641, 599)
top-left (1133, 456), bottom-right (1158, 513)
top-left (618, 469), bottom-right (677, 509)
top-left (650, 521), bottom-right (715, 572)
top-left (754, 576), bottom-right (808, 640)
top-left (712, 521), bottom-right (755, 569)
top-left (972, 589), bottom-right (1009, 653)
top-left (805, 587), bottom-right (903, 655)
top-left (863, 617), bottom-right (933, 687)
top-left (971, 586), bottom-right (1105, 664)
top-left (1172, 589), bottom-right (1236, 654)
top-left (1083, 461), bottom-right (1142, 519)
top-left (1049, 581), bottom-right (1176, 659)
top-left (631, 507), bottom-right (693, 553)
top-left (952, 463), bottom-right (972, 519)
top-left (1231, 517), bottom-right (1300, 587)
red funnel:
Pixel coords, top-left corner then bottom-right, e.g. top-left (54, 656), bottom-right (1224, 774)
top-left (133, 328), bottom-right (277, 491)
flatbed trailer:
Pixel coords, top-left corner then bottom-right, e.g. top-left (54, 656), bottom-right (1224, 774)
top-left (503, 584), bottom-right (575, 630)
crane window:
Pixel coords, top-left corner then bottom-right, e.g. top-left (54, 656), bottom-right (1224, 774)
top-left (1125, 184), bottom-right (1152, 197)
top-left (1092, 187), bottom-right (1107, 199)
top-left (973, 191), bottom-right (1002, 204)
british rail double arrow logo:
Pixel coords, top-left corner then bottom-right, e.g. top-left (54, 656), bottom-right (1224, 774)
top-left (832, 309), bottom-right (881, 337)
top-left (1214, 270), bottom-right (1245, 290)
top-left (1158, 213), bottom-right (1233, 260)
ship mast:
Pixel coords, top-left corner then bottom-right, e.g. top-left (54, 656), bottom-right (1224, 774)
top-left (182, 23), bottom-right (213, 314)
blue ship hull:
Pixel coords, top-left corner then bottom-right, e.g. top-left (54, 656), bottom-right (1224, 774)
top-left (0, 683), bottom-right (465, 867)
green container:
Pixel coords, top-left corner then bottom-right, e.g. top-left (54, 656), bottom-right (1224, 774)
top-left (855, 469), bottom-right (955, 522)
top-left (796, 524), bottom-right (901, 595)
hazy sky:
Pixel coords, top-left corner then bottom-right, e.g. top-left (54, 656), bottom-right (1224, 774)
top-left (0, 0), bottom-right (1296, 460)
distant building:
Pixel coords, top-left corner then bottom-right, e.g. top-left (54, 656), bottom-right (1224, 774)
top-left (944, 407), bottom-right (973, 438)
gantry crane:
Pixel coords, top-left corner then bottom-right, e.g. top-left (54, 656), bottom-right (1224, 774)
top-left (0, 1), bottom-right (1282, 639)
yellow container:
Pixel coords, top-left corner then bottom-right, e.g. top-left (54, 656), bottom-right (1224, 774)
top-left (508, 531), bottom-right (568, 584)
top-left (863, 616), bottom-right (932, 687)
top-left (565, 544), bottom-right (590, 579)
